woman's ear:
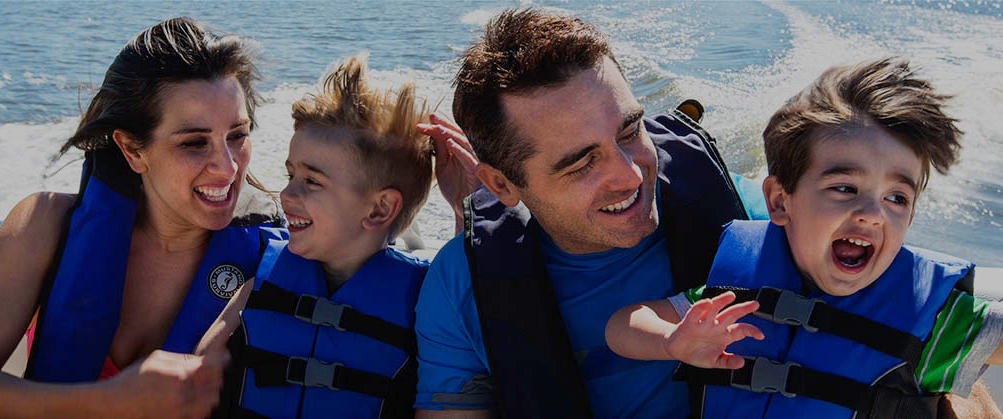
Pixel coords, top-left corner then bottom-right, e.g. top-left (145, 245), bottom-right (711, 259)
top-left (362, 188), bottom-right (403, 232)
top-left (763, 176), bottom-right (791, 226)
top-left (111, 129), bottom-right (148, 174)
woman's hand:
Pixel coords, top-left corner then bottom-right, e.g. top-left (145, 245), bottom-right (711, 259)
top-left (418, 113), bottom-right (480, 234)
top-left (103, 347), bottom-right (230, 419)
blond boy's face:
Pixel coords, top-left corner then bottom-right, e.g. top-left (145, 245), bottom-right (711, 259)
top-left (280, 127), bottom-right (372, 264)
top-left (765, 123), bottom-right (922, 296)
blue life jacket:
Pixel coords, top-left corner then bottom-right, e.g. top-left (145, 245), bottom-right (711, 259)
top-left (678, 220), bottom-right (974, 419)
top-left (25, 147), bottom-right (285, 382)
top-left (464, 110), bottom-right (748, 418)
top-left (217, 239), bottom-right (427, 419)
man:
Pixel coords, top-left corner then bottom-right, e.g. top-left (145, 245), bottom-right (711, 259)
top-left (413, 9), bottom-right (1002, 418)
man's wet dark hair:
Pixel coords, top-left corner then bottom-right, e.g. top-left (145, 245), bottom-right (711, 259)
top-left (764, 57), bottom-right (962, 193)
top-left (453, 9), bottom-right (616, 187)
top-left (62, 16), bottom-right (260, 154)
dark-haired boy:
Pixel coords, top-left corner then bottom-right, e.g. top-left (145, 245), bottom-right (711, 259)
top-left (605, 58), bottom-right (1003, 418)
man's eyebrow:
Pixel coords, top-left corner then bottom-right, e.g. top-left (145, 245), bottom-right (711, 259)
top-left (551, 144), bottom-right (600, 174)
top-left (620, 106), bottom-right (645, 132)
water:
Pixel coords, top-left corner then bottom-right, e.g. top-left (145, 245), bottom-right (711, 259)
top-left (1, 0), bottom-right (1002, 263)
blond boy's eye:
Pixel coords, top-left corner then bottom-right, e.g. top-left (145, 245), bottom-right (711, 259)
top-left (830, 185), bottom-right (857, 194)
top-left (885, 194), bottom-right (909, 206)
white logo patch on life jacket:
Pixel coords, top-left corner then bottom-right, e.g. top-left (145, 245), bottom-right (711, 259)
top-left (208, 263), bottom-right (245, 300)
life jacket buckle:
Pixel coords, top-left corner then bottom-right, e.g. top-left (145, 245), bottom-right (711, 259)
top-left (731, 357), bottom-right (799, 398)
top-left (757, 287), bottom-right (821, 333)
top-left (294, 294), bottom-right (350, 332)
top-left (286, 356), bottom-right (343, 392)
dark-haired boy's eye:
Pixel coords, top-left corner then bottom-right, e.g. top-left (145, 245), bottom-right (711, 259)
top-left (228, 132), bottom-right (248, 142)
top-left (831, 185), bottom-right (857, 194)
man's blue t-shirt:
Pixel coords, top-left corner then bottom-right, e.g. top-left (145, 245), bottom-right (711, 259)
top-left (414, 227), bottom-right (689, 418)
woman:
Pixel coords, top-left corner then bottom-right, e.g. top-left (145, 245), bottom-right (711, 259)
top-left (0, 17), bottom-right (477, 417)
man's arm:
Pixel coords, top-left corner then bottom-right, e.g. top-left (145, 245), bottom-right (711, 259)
top-left (413, 238), bottom-right (497, 413)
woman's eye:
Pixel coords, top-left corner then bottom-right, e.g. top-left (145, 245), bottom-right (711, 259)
top-left (228, 132), bottom-right (248, 142)
top-left (181, 138), bottom-right (208, 148)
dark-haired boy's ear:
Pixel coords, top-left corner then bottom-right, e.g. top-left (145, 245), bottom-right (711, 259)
top-left (111, 129), bottom-right (148, 174)
top-left (763, 176), bottom-right (791, 226)
top-left (475, 163), bottom-right (522, 207)
top-left (363, 188), bottom-right (403, 232)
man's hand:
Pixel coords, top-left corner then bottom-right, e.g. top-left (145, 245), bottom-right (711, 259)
top-left (662, 291), bottom-right (765, 369)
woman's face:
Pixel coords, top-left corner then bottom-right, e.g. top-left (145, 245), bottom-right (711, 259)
top-left (132, 76), bottom-right (252, 231)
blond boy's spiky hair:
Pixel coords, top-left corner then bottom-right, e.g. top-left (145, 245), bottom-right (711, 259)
top-left (292, 53), bottom-right (433, 239)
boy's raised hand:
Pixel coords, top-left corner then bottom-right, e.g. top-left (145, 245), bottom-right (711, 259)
top-left (663, 291), bottom-right (765, 369)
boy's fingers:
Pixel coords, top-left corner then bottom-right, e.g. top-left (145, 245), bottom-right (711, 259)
top-left (708, 291), bottom-right (737, 312)
top-left (447, 139), bottom-right (479, 170)
top-left (716, 353), bottom-right (747, 370)
top-left (688, 298), bottom-right (713, 322)
top-left (727, 323), bottom-right (765, 342)
top-left (717, 300), bottom-right (760, 325)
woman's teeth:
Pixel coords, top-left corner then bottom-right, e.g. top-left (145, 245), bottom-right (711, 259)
top-left (600, 189), bottom-right (639, 214)
top-left (194, 184), bottom-right (230, 202)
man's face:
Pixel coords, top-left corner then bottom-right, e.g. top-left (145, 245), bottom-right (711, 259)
top-left (499, 57), bottom-right (659, 254)
top-left (767, 123), bottom-right (922, 296)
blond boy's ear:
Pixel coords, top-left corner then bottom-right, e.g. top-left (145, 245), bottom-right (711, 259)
top-left (111, 129), bottom-right (148, 174)
top-left (362, 188), bottom-right (403, 231)
top-left (475, 163), bottom-right (522, 207)
top-left (763, 176), bottom-right (791, 226)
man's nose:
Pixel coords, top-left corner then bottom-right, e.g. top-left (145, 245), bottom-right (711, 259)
top-left (606, 147), bottom-right (644, 191)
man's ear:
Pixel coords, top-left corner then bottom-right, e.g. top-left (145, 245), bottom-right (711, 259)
top-left (362, 188), bottom-right (403, 231)
top-left (763, 176), bottom-right (791, 226)
top-left (475, 163), bottom-right (522, 207)
top-left (111, 129), bottom-right (148, 174)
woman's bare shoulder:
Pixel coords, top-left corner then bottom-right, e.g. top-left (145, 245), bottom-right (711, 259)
top-left (1, 192), bottom-right (75, 249)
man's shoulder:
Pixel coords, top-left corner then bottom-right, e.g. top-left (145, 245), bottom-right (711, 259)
top-left (423, 233), bottom-right (474, 300)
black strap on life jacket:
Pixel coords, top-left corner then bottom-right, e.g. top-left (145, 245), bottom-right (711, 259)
top-left (214, 326), bottom-right (418, 419)
top-left (702, 286), bottom-right (925, 368)
top-left (246, 281), bottom-right (417, 354)
top-left (464, 107), bottom-right (747, 418)
top-left (675, 357), bottom-right (940, 418)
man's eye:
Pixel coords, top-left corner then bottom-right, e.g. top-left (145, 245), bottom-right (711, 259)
top-left (568, 156), bottom-right (597, 177)
top-left (619, 123), bottom-right (641, 143)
